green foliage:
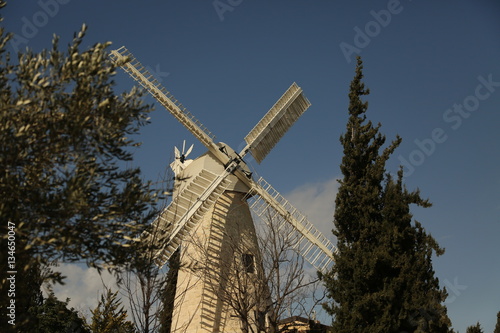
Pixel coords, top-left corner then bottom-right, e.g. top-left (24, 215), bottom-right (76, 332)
top-left (0, 2), bottom-right (160, 329)
top-left (495, 312), bottom-right (500, 333)
top-left (0, 3), bottom-right (158, 273)
top-left (322, 57), bottom-right (452, 333)
top-left (28, 292), bottom-right (89, 333)
top-left (0, 258), bottom-right (87, 333)
top-left (0, 253), bottom-right (44, 332)
top-left (86, 288), bottom-right (136, 333)
top-left (465, 322), bottom-right (483, 333)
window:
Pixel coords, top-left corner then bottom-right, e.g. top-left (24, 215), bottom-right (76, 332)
top-left (255, 310), bottom-right (266, 332)
top-left (242, 253), bottom-right (255, 273)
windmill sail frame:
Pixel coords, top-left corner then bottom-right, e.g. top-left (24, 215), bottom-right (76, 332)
top-left (244, 82), bottom-right (311, 164)
top-left (110, 47), bottom-right (217, 151)
top-left (245, 176), bottom-right (336, 273)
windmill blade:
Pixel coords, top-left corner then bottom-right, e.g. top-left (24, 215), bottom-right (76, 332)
top-left (185, 143), bottom-right (194, 158)
top-left (110, 47), bottom-right (218, 152)
top-left (243, 82), bottom-right (311, 164)
top-left (142, 168), bottom-right (232, 266)
top-left (245, 176), bottom-right (337, 273)
top-left (174, 146), bottom-right (181, 159)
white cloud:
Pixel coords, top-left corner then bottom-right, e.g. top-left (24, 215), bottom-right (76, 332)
top-left (50, 263), bottom-right (119, 318)
top-left (285, 176), bottom-right (339, 241)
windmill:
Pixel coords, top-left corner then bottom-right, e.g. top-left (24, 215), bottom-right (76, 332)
top-left (110, 47), bottom-right (337, 333)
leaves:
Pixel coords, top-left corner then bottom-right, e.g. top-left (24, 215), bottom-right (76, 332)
top-left (30, 292), bottom-right (89, 333)
top-left (86, 288), bottom-right (136, 333)
top-left (0, 23), bottom-right (159, 269)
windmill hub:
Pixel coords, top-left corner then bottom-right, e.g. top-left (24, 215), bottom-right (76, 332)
top-left (215, 142), bottom-right (251, 176)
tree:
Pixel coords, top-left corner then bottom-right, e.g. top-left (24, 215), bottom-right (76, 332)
top-left (86, 288), bottom-right (136, 333)
top-left (9, 257), bottom-right (44, 330)
top-left (465, 322), bottom-right (483, 333)
top-left (0, 252), bottom-right (67, 332)
top-left (495, 311), bottom-right (500, 333)
top-left (0, 254), bottom-right (44, 332)
top-left (258, 211), bottom-right (325, 332)
top-left (29, 292), bottom-right (89, 333)
top-left (119, 168), bottom-right (176, 333)
top-left (0, 20), bottom-right (158, 268)
top-left (379, 171), bottom-right (452, 332)
top-left (121, 237), bottom-right (166, 333)
top-left (1, 1), bottom-right (159, 329)
top-left (322, 57), bottom-right (452, 332)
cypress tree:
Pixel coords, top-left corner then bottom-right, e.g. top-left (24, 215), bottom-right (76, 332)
top-left (495, 311), bottom-right (500, 333)
top-left (465, 322), bottom-right (483, 333)
top-left (379, 171), bottom-right (451, 332)
top-left (322, 57), bottom-right (452, 332)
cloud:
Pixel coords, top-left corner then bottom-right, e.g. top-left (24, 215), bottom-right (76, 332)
top-left (285, 176), bottom-right (340, 241)
top-left (50, 263), bottom-right (119, 318)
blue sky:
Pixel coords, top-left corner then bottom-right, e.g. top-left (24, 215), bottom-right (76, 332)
top-left (3, 1), bottom-right (500, 331)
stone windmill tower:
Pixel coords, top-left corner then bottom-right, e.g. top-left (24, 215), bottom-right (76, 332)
top-left (110, 47), bottom-right (337, 333)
